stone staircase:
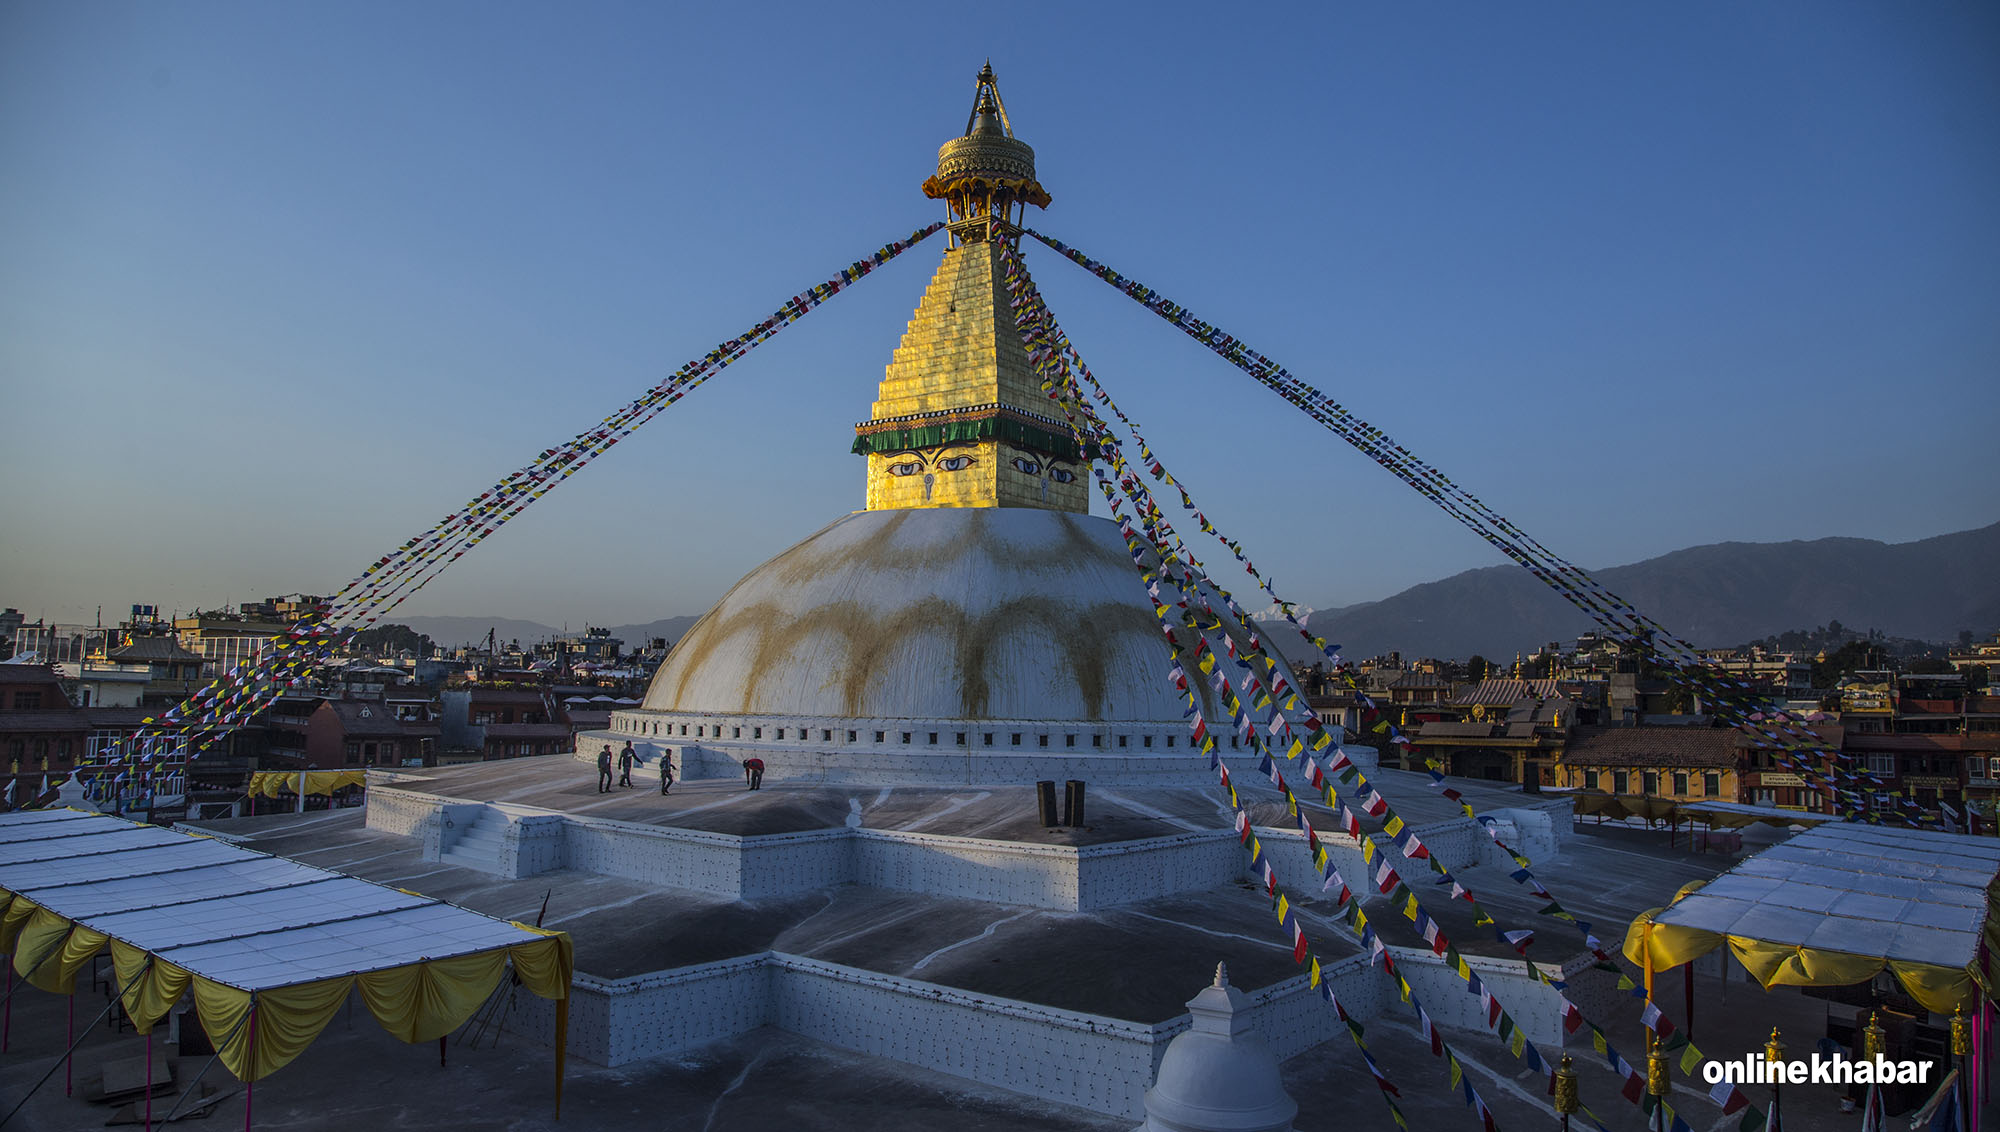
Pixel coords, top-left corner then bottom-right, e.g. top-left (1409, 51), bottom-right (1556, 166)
top-left (438, 807), bottom-right (508, 874)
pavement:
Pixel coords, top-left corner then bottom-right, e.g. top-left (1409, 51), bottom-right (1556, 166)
top-left (11, 759), bottom-right (1948, 1130)
top-left (3, 958), bottom-right (1982, 1131)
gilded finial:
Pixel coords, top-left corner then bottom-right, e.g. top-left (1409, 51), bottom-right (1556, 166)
top-left (1553, 1054), bottom-right (1580, 1115)
top-left (1953, 1006), bottom-right (1971, 1057)
top-left (1764, 1027), bottom-right (1784, 1064)
top-left (1862, 1011), bottom-right (1886, 1060)
top-left (1213, 961), bottom-right (1229, 988)
top-left (1647, 1030), bottom-right (1670, 1097)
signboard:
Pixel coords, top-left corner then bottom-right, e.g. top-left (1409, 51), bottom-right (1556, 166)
top-left (1759, 773), bottom-right (1805, 787)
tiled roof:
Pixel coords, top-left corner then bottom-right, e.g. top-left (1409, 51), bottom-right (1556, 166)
top-left (1454, 679), bottom-right (1564, 707)
top-left (1417, 722), bottom-right (1498, 739)
top-left (0, 711), bottom-right (91, 732)
top-left (108, 637), bottom-right (204, 663)
top-left (0, 665), bottom-right (64, 686)
top-left (1564, 726), bottom-right (1744, 768)
top-left (325, 702), bottom-right (436, 738)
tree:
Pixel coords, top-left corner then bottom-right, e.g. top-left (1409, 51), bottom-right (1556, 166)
top-left (1813, 640), bottom-right (1883, 686)
top-left (1466, 655), bottom-right (1491, 683)
top-left (349, 624), bottom-right (435, 659)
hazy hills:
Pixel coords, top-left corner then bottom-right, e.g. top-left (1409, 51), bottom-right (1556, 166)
top-left (1299, 521), bottom-right (2000, 661)
top-left (399, 522), bottom-right (1999, 664)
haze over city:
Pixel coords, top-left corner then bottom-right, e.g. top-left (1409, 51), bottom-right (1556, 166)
top-left (4, 2), bottom-right (1995, 628)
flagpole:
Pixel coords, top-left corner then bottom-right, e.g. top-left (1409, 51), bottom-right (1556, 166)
top-left (1956, 1007), bottom-right (1972, 1132)
top-left (1765, 1028), bottom-right (1784, 1131)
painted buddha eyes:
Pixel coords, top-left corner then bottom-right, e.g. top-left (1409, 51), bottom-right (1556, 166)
top-left (885, 451), bottom-right (974, 476)
top-left (1048, 467), bottom-right (1075, 483)
top-left (1011, 457), bottom-right (1042, 475)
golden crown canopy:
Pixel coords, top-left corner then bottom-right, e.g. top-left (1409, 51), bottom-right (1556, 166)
top-left (923, 62), bottom-right (1051, 238)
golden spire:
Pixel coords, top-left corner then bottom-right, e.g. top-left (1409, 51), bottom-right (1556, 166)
top-left (923, 62), bottom-right (1051, 247)
top-left (852, 66), bottom-right (1087, 514)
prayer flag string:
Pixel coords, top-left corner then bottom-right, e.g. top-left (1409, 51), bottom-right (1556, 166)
top-left (88, 224), bottom-right (947, 784)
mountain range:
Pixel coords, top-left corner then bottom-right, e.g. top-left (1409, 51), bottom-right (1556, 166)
top-left (399, 521), bottom-right (1999, 663)
top-left (1297, 520), bottom-right (2000, 661)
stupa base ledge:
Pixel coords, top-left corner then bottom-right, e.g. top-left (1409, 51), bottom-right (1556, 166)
top-left (573, 726), bottom-right (1230, 787)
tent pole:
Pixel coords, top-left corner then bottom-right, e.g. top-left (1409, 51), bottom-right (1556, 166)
top-left (3, 955), bottom-right (11, 1052)
top-left (439, 1034), bottom-right (446, 1067)
top-left (0, 989), bottom-right (121, 1127)
top-left (65, 991), bottom-right (73, 1096)
top-left (243, 1003), bottom-right (258, 1132)
top-left (146, 1026), bottom-right (154, 1132)
top-left (554, 996), bottom-right (567, 1120)
top-left (1682, 961), bottom-right (1694, 1041)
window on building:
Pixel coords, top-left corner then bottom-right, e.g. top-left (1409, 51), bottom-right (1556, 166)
top-left (955, 733), bottom-right (966, 747)
top-left (1969, 757), bottom-right (1987, 780)
top-left (1038, 734), bottom-right (1049, 748)
top-left (1673, 772), bottom-right (1688, 796)
top-left (1704, 772), bottom-right (1721, 797)
top-left (12, 692), bottom-right (41, 710)
top-left (1064, 735), bottom-right (1075, 748)
top-left (1091, 735), bottom-right (1102, 748)
top-left (1866, 754), bottom-right (1895, 775)
top-left (823, 730), bottom-right (832, 742)
top-left (1167, 736), bottom-right (1175, 748)
top-left (1143, 735), bottom-right (1153, 748)
top-left (1613, 771), bottom-right (1629, 794)
top-left (697, 726), bottom-right (705, 737)
top-left (776, 728), bottom-right (785, 740)
top-left (928, 733), bottom-right (938, 745)
top-left (752, 727), bottom-right (761, 739)
top-left (1011, 733), bottom-right (1021, 746)
top-left (983, 733), bottom-right (993, 746)
top-left (733, 727), bottom-right (742, 738)
top-left (681, 725), bottom-right (689, 736)
top-left (1118, 735), bottom-right (1128, 748)
top-left (1642, 771), bottom-right (1659, 794)
top-left (902, 732), bottom-right (912, 744)
top-left (874, 731), bottom-right (884, 743)
top-left (1584, 770), bottom-right (1599, 791)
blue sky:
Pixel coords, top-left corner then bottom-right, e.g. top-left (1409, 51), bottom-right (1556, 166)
top-left (3, 2), bottom-right (1995, 629)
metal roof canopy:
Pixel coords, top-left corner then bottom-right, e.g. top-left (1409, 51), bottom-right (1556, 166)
top-left (1654, 823), bottom-right (2000, 971)
top-left (0, 809), bottom-right (549, 992)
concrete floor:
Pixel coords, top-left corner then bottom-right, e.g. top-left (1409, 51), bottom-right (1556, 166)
top-left (12, 760), bottom-right (1959, 1130)
top-left (3, 960), bottom-right (1985, 1131)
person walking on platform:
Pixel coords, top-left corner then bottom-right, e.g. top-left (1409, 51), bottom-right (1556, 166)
top-left (743, 757), bottom-right (764, 790)
top-left (659, 749), bottom-right (675, 796)
top-left (618, 741), bottom-right (636, 788)
top-left (597, 745), bottom-right (614, 793)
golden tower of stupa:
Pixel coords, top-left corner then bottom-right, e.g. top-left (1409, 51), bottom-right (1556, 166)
top-left (850, 64), bottom-right (1088, 514)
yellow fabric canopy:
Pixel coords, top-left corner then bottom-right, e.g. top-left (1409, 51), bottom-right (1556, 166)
top-left (1621, 824), bottom-right (2000, 1015)
top-left (247, 769), bottom-right (369, 798)
top-left (0, 810), bottom-right (571, 1093)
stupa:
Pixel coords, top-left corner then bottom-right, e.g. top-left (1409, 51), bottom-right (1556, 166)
top-left (177, 67), bottom-right (1594, 1131)
top-left (592, 65), bottom-right (1270, 786)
